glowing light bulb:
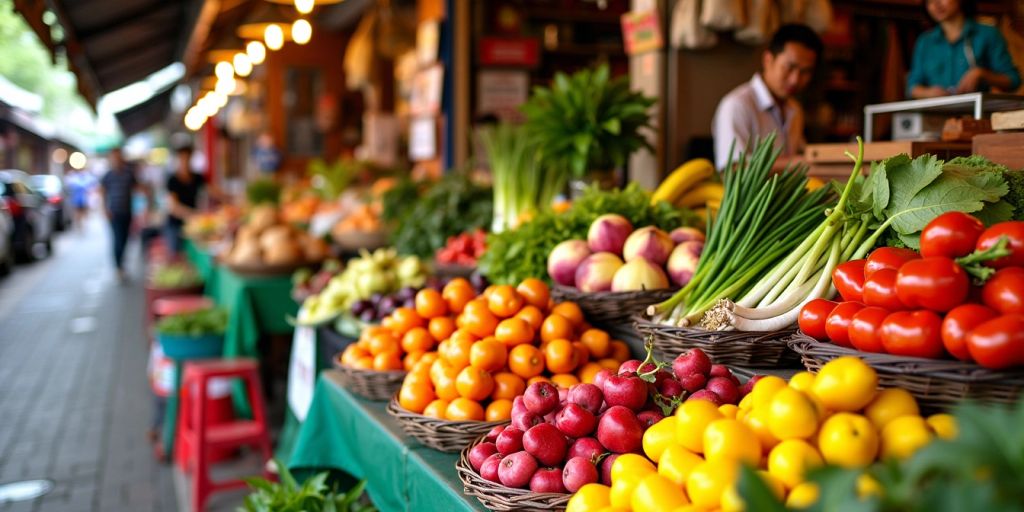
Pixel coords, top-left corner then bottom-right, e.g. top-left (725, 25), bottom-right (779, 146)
top-left (295, 0), bottom-right (314, 15)
top-left (264, 24), bottom-right (284, 51)
top-left (292, 19), bottom-right (312, 45)
top-left (69, 151), bottom-right (87, 170)
top-left (233, 53), bottom-right (252, 77)
top-left (215, 76), bottom-right (236, 95)
top-left (246, 40), bottom-right (266, 65)
top-left (215, 61), bottom-right (234, 80)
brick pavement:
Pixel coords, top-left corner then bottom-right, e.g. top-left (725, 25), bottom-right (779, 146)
top-left (0, 217), bottom-right (177, 511)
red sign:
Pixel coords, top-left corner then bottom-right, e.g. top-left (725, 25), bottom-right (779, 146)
top-left (479, 37), bottom-right (540, 67)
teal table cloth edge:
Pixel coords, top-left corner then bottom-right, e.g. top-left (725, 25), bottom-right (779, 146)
top-left (288, 371), bottom-right (486, 512)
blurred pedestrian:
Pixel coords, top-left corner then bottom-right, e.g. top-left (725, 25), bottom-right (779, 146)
top-left (164, 145), bottom-right (204, 257)
top-left (65, 168), bottom-right (94, 229)
top-left (99, 148), bottom-right (140, 282)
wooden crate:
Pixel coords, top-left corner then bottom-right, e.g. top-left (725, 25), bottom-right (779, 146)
top-left (805, 141), bottom-right (973, 179)
top-left (973, 133), bottom-right (1024, 170)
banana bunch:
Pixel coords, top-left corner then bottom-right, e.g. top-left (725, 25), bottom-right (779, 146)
top-left (650, 158), bottom-right (722, 224)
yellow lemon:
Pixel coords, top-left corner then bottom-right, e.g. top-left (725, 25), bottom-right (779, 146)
top-left (788, 371), bottom-right (817, 392)
top-left (817, 413), bottom-right (879, 468)
top-left (719, 404), bottom-right (740, 419)
top-left (738, 394), bottom-right (753, 411)
top-left (611, 453), bottom-right (656, 482)
top-left (786, 482), bottom-right (820, 509)
top-left (926, 413), bottom-right (958, 440)
top-left (609, 477), bottom-right (640, 509)
top-left (685, 459), bottom-right (738, 509)
top-left (864, 388), bottom-right (920, 430)
top-left (748, 375), bottom-right (788, 408)
top-left (631, 473), bottom-right (689, 512)
top-left (767, 439), bottom-right (824, 490)
top-left (881, 415), bottom-right (933, 460)
top-left (720, 484), bottom-right (746, 512)
top-left (566, 483), bottom-right (611, 512)
top-left (767, 387), bottom-right (820, 441)
top-left (811, 357), bottom-right (878, 412)
top-left (658, 445), bottom-right (704, 486)
top-left (643, 417), bottom-right (678, 463)
top-left (704, 419), bottom-right (761, 466)
top-left (675, 399), bottom-right (724, 453)
top-left (856, 473), bottom-right (883, 499)
top-left (740, 405), bottom-right (780, 453)
top-left (757, 470), bottom-right (787, 500)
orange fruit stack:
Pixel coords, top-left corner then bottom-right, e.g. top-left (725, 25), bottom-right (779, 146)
top-left (384, 277), bottom-right (632, 422)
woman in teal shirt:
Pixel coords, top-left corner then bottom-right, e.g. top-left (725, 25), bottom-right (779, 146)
top-left (907, 0), bottom-right (1020, 98)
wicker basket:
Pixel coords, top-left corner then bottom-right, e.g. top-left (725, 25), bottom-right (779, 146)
top-left (633, 314), bottom-right (799, 368)
top-left (386, 398), bottom-right (504, 453)
top-left (331, 358), bottom-right (405, 401)
top-left (551, 285), bottom-right (677, 326)
top-left (456, 434), bottom-right (571, 512)
top-left (788, 332), bottom-right (1024, 410)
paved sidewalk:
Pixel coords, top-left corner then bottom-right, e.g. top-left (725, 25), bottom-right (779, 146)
top-left (0, 216), bottom-right (177, 511)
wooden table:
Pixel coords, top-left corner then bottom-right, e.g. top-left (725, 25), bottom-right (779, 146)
top-left (804, 141), bottom-right (973, 180)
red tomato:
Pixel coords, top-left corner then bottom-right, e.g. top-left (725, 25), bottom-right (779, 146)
top-left (862, 269), bottom-right (906, 311)
top-left (895, 257), bottom-right (969, 312)
top-left (981, 267), bottom-right (1024, 314)
top-left (849, 306), bottom-right (890, 353)
top-left (832, 260), bottom-right (867, 302)
top-left (880, 310), bottom-right (945, 359)
top-left (919, 212), bottom-right (985, 258)
top-left (865, 247), bottom-right (920, 277)
top-left (965, 314), bottom-right (1024, 369)
top-left (799, 299), bottom-right (839, 341)
top-left (941, 304), bottom-right (999, 362)
top-left (976, 221), bottom-right (1024, 268)
top-left (825, 302), bottom-right (865, 347)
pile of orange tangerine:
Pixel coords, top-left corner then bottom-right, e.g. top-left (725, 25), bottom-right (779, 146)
top-left (339, 277), bottom-right (633, 422)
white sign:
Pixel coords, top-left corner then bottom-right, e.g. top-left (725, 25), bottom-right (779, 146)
top-left (477, 71), bottom-right (529, 121)
top-left (287, 325), bottom-right (317, 422)
top-left (409, 116), bottom-right (437, 161)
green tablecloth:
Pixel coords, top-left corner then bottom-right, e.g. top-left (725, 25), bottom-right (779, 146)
top-left (183, 239), bottom-right (219, 296)
top-left (289, 371), bottom-right (486, 512)
top-left (209, 267), bottom-right (297, 358)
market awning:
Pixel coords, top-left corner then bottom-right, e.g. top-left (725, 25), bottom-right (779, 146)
top-left (13, 0), bottom-right (193, 109)
top-left (114, 86), bottom-right (175, 137)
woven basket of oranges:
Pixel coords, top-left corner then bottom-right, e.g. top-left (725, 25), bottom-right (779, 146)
top-left (385, 278), bottom-right (634, 453)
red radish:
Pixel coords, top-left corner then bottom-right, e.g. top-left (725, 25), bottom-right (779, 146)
top-left (602, 373), bottom-right (648, 411)
top-left (567, 437), bottom-right (604, 462)
top-left (530, 468), bottom-right (567, 493)
top-left (562, 456), bottom-right (600, 493)
top-left (469, 442), bottom-right (498, 471)
top-left (555, 403), bottom-right (598, 438)
top-left (705, 377), bottom-right (740, 405)
top-left (687, 389), bottom-right (723, 405)
top-left (498, 451), bottom-right (538, 488)
top-left (524, 382), bottom-right (561, 416)
top-left (596, 406), bottom-right (644, 454)
top-left (568, 384), bottom-right (605, 414)
top-left (480, 453), bottom-right (503, 482)
top-left (672, 349), bottom-right (712, 380)
top-left (523, 424), bottom-right (568, 467)
top-left (496, 427), bottom-right (524, 456)
top-left (637, 410), bottom-right (665, 429)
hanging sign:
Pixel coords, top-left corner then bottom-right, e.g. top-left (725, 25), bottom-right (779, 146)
top-left (621, 9), bottom-right (664, 55)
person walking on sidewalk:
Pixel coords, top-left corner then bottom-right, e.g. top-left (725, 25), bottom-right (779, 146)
top-left (100, 147), bottom-right (140, 282)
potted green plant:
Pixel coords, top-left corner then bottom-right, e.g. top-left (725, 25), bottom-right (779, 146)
top-left (240, 461), bottom-right (375, 512)
top-left (521, 63), bottom-right (656, 196)
top-left (156, 307), bottom-right (228, 360)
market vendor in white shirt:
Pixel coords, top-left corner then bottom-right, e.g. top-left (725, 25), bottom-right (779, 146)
top-left (712, 24), bottom-right (823, 170)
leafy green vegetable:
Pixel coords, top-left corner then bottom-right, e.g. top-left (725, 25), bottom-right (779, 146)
top-left (483, 123), bottom-right (564, 233)
top-left (246, 178), bottom-right (282, 205)
top-left (307, 158), bottom-right (358, 199)
top-left (387, 173), bottom-right (492, 258)
top-left (149, 262), bottom-right (202, 289)
top-left (868, 154), bottom-right (1011, 249)
top-left (240, 460), bottom-right (374, 512)
top-left (380, 177), bottom-right (420, 224)
top-left (156, 308), bottom-right (228, 337)
top-left (479, 183), bottom-right (694, 285)
top-left (522, 64), bottom-right (655, 179)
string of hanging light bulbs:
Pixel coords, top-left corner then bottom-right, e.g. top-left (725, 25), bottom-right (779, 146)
top-left (185, 0), bottom-right (321, 131)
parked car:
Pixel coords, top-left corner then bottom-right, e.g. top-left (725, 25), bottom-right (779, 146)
top-left (30, 174), bottom-right (70, 232)
top-left (0, 170), bottom-right (56, 261)
top-left (0, 200), bottom-right (14, 274)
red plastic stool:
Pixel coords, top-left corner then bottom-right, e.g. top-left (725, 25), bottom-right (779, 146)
top-left (153, 296), bottom-right (214, 317)
top-left (175, 376), bottom-right (237, 468)
top-left (181, 359), bottom-right (274, 512)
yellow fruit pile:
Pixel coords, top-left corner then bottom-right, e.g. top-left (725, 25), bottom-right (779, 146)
top-left (346, 277), bottom-right (633, 423)
top-left (649, 158), bottom-right (721, 225)
top-left (566, 356), bottom-right (957, 512)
